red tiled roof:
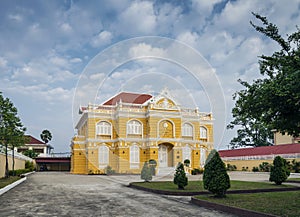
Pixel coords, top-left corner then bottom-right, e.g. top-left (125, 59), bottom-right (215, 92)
top-left (219, 143), bottom-right (300, 158)
top-left (25, 135), bottom-right (46, 145)
top-left (103, 92), bottom-right (152, 105)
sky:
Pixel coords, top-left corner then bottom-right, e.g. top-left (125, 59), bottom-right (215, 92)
top-left (0, 0), bottom-right (299, 152)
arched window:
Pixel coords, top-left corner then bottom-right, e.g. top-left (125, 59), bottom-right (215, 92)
top-left (200, 147), bottom-right (206, 167)
top-left (182, 123), bottom-right (193, 137)
top-left (130, 144), bottom-right (140, 169)
top-left (96, 121), bottom-right (111, 135)
top-left (182, 145), bottom-right (191, 162)
top-left (200, 126), bottom-right (208, 139)
top-left (99, 145), bottom-right (109, 168)
top-left (127, 120), bottom-right (142, 135)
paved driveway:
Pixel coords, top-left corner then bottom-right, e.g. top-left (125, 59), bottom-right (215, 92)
top-left (0, 172), bottom-right (234, 217)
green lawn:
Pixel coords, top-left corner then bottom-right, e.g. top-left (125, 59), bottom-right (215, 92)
top-left (131, 180), bottom-right (294, 192)
top-left (0, 176), bottom-right (21, 189)
top-left (195, 191), bottom-right (300, 217)
top-left (287, 178), bottom-right (300, 181)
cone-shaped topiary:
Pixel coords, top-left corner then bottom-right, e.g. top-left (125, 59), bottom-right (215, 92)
top-left (173, 162), bottom-right (188, 190)
top-left (141, 162), bottom-right (152, 182)
top-left (269, 156), bottom-right (290, 185)
top-left (203, 149), bottom-right (230, 197)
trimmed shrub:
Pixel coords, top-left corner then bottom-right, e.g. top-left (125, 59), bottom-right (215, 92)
top-left (184, 159), bottom-right (190, 167)
top-left (173, 162), bottom-right (188, 190)
top-left (269, 156), bottom-right (290, 185)
top-left (149, 159), bottom-right (157, 176)
top-left (226, 163), bottom-right (237, 171)
top-left (105, 165), bottom-right (115, 175)
top-left (191, 168), bottom-right (204, 175)
top-left (141, 162), bottom-right (152, 182)
top-left (252, 167), bottom-right (259, 172)
top-left (259, 162), bottom-right (271, 172)
top-left (203, 149), bottom-right (230, 197)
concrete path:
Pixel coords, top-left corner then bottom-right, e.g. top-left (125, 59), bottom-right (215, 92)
top-left (0, 172), bottom-right (234, 217)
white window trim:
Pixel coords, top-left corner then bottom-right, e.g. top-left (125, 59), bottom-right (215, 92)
top-left (127, 120), bottom-right (143, 137)
top-left (99, 145), bottom-right (109, 169)
top-left (182, 123), bottom-right (193, 137)
top-left (96, 121), bottom-right (112, 136)
top-left (200, 126), bottom-right (208, 139)
top-left (130, 144), bottom-right (140, 169)
top-left (182, 144), bottom-right (191, 163)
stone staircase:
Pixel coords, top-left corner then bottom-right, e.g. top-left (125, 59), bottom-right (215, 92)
top-left (156, 167), bottom-right (175, 177)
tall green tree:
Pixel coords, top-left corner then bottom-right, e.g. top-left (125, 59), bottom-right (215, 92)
top-left (0, 92), bottom-right (26, 178)
top-left (228, 13), bottom-right (300, 148)
top-left (203, 150), bottom-right (230, 197)
top-left (40, 129), bottom-right (52, 144)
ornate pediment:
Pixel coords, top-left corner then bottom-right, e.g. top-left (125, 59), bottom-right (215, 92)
top-left (150, 88), bottom-right (180, 110)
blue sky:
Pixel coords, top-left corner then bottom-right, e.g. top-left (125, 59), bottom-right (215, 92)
top-left (0, 0), bottom-right (299, 152)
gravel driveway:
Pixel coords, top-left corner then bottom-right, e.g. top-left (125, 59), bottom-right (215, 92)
top-left (0, 172), bottom-right (235, 217)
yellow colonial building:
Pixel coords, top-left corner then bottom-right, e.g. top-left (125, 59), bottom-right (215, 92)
top-left (71, 89), bottom-right (213, 174)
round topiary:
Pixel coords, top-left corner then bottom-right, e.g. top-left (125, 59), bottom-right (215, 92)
top-left (203, 149), bottom-right (230, 197)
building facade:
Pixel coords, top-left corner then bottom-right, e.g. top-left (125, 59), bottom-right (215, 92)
top-left (71, 90), bottom-right (214, 174)
top-left (16, 135), bottom-right (53, 157)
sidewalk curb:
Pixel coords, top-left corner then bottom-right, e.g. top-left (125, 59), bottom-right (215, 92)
top-left (0, 177), bottom-right (27, 196)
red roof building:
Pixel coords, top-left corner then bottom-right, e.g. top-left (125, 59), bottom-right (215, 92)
top-left (103, 92), bottom-right (153, 105)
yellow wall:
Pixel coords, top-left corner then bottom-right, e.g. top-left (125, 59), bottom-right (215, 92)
top-left (0, 153), bottom-right (26, 178)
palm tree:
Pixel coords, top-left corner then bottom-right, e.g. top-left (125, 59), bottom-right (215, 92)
top-left (40, 129), bottom-right (52, 144)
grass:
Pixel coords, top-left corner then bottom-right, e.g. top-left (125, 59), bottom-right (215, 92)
top-left (287, 178), bottom-right (300, 181)
top-left (0, 176), bottom-right (21, 189)
top-left (131, 180), bottom-right (294, 192)
top-left (195, 191), bottom-right (300, 217)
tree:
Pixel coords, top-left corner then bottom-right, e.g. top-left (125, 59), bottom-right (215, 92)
top-left (10, 131), bottom-right (28, 176)
top-left (23, 149), bottom-right (39, 158)
top-left (0, 92), bottom-right (26, 178)
top-left (141, 162), bottom-right (152, 182)
top-left (203, 150), bottom-right (230, 197)
top-left (40, 129), bottom-right (52, 144)
top-left (228, 13), bottom-right (300, 148)
top-left (269, 156), bottom-right (290, 185)
top-left (173, 162), bottom-right (188, 190)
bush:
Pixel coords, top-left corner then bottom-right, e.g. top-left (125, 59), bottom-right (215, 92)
top-left (191, 168), bottom-right (204, 175)
top-left (173, 162), bottom-right (188, 189)
top-left (9, 169), bottom-right (31, 176)
top-left (105, 165), bottom-right (115, 175)
top-left (226, 164), bottom-right (237, 171)
top-left (252, 167), bottom-right (259, 172)
top-left (270, 156), bottom-right (290, 185)
top-left (141, 162), bottom-right (152, 182)
top-left (259, 162), bottom-right (271, 172)
top-left (242, 166), bottom-right (249, 171)
top-left (25, 161), bottom-right (35, 171)
top-left (291, 160), bottom-right (300, 173)
top-left (184, 159), bottom-right (190, 166)
top-left (203, 149), bottom-right (230, 197)
top-left (149, 159), bottom-right (157, 176)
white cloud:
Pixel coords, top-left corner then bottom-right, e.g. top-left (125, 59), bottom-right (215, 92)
top-left (117, 1), bottom-right (156, 35)
top-left (128, 43), bottom-right (166, 58)
top-left (91, 31), bottom-right (113, 48)
top-left (0, 57), bottom-right (8, 67)
top-left (8, 14), bottom-right (23, 22)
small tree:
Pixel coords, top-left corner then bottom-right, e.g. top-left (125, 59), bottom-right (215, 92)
top-left (141, 162), bottom-right (152, 182)
top-left (23, 149), bottom-right (39, 158)
top-left (173, 162), bottom-right (188, 190)
top-left (184, 159), bottom-right (190, 167)
top-left (40, 129), bottom-right (52, 144)
top-left (203, 149), bottom-right (230, 197)
top-left (269, 156), bottom-right (290, 185)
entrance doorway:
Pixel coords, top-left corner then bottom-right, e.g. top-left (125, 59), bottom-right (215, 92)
top-left (158, 145), bottom-right (168, 167)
